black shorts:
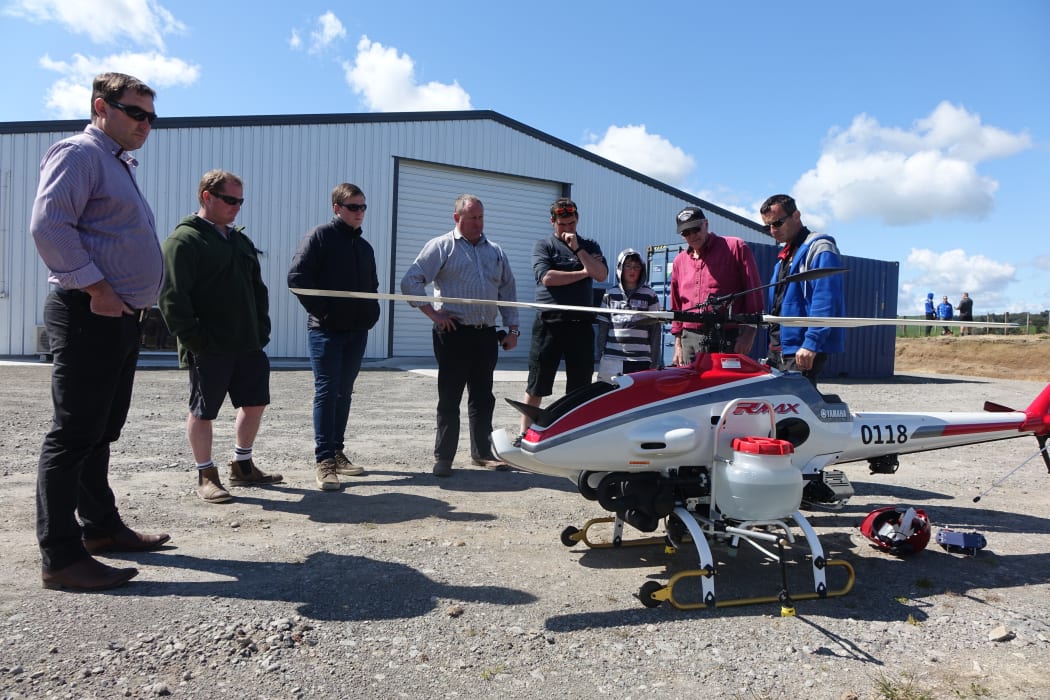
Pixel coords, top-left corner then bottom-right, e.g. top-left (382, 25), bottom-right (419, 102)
top-left (187, 349), bottom-right (270, 420)
top-left (526, 320), bottom-right (594, 397)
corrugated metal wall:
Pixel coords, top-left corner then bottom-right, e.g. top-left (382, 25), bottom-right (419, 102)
top-left (0, 111), bottom-right (898, 376)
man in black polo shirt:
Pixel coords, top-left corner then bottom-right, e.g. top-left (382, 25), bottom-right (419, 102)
top-left (516, 198), bottom-right (607, 443)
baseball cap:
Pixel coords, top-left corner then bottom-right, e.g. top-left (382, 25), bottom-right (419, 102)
top-left (676, 206), bottom-right (707, 232)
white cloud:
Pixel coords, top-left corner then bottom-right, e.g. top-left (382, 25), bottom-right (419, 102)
top-left (793, 102), bottom-right (1032, 227)
top-left (309, 11), bottom-right (346, 53)
top-left (291, 11), bottom-right (346, 53)
top-left (583, 124), bottom-right (695, 186)
top-left (342, 36), bottom-right (471, 111)
top-left (40, 51), bottom-right (200, 118)
top-left (902, 247), bottom-right (1016, 312)
top-left (5, 0), bottom-right (184, 50)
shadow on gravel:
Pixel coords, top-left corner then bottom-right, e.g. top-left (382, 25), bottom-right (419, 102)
top-left (430, 469), bottom-right (576, 495)
top-left (232, 487), bottom-right (498, 524)
top-left (125, 551), bottom-right (536, 621)
top-left (542, 509), bottom-right (1050, 631)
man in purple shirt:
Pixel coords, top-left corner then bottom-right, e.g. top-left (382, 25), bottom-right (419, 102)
top-left (30, 73), bottom-right (170, 592)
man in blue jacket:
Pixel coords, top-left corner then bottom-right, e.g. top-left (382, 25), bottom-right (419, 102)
top-left (936, 295), bottom-right (955, 336)
top-left (761, 194), bottom-right (845, 387)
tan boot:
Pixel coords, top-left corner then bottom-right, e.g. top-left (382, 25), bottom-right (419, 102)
top-left (316, 457), bottom-right (340, 491)
top-left (334, 451), bottom-right (365, 476)
top-left (197, 466), bottom-right (233, 503)
top-left (228, 458), bottom-right (283, 486)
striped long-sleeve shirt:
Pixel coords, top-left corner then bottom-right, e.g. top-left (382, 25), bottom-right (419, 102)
top-left (30, 124), bottom-right (162, 309)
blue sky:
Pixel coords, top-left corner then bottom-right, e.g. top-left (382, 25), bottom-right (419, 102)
top-left (2, 0), bottom-right (1047, 314)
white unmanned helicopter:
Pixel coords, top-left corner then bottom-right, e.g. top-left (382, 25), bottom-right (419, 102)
top-left (292, 270), bottom-right (1046, 611)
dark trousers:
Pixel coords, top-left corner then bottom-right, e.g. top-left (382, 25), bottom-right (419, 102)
top-left (308, 328), bottom-right (368, 461)
top-left (37, 290), bottom-right (143, 571)
top-left (432, 325), bottom-right (498, 461)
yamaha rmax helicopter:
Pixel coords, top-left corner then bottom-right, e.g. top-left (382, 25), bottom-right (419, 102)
top-left (291, 271), bottom-right (1044, 611)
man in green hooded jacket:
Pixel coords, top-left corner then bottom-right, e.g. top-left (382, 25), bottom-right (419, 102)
top-left (159, 169), bottom-right (282, 504)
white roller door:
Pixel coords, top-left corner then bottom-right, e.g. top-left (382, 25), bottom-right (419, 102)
top-left (392, 160), bottom-right (563, 357)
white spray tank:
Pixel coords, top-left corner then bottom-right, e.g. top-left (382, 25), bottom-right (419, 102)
top-left (714, 436), bottom-right (803, 521)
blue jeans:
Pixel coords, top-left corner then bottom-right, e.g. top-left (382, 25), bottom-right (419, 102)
top-left (308, 328), bottom-right (368, 461)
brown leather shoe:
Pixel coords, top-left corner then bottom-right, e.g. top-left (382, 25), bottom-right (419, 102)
top-left (197, 466), bottom-right (233, 503)
top-left (470, 457), bottom-right (510, 471)
top-left (83, 526), bottom-right (170, 554)
top-left (42, 557), bottom-right (138, 591)
top-left (228, 458), bottom-right (283, 486)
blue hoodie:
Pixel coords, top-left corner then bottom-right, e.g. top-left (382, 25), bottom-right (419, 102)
top-left (767, 229), bottom-right (845, 355)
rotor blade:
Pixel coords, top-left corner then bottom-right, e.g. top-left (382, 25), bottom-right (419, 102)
top-left (765, 315), bottom-right (1017, 329)
top-left (290, 289), bottom-right (1018, 329)
top-left (290, 287), bottom-right (613, 317)
top-left (689, 266), bottom-right (849, 310)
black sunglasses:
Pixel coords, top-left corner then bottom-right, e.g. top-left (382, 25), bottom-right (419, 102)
top-left (106, 99), bottom-right (157, 125)
top-left (210, 192), bottom-right (244, 206)
top-left (339, 202), bottom-right (367, 212)
top-left (679, 227), bottom-right (704, 237)
top-left (767, 216), bottom-right (790, 229)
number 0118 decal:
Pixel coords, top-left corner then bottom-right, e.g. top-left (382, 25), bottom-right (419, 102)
top-left (860, 424), bottom-right (909, 444)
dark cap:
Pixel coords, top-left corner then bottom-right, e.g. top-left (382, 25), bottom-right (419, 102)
top-left (676, 206), bottom-right (707, 233)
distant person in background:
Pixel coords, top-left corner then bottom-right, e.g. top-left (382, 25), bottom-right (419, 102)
top-left (923, 292), bottom-right (936, 337)
top-left (596, 249), bottom-right (661, 378)
top-left (288, 183), bottom-right (380, 491)
top-left (669, 206), bottom-right (762, 365)
top-left (761, 194), bottom-right (845, 388)
top-left (937, 295), bottom-right (954, 335)
top-left (957, 292), bottom-right (974, 336)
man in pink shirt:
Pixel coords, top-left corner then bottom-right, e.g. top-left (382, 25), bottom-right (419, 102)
top-left (669, 206), bottom-right (763, 366)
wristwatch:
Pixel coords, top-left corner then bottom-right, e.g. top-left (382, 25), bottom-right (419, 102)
top-left (570, 246), bottom-right (581, 254)
top-left (508, 328), bottom-right (520, 336)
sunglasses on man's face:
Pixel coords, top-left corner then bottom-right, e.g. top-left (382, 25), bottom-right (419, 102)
top-left (106, 99), bottom-right (157, 125)
top-left (767, 216), bottom-right (790, 230)
top-left (210, 192), bottom-right (244, 206)
top-left (553, 206), bottom-right (577, 218)
top-left (339, 202), bottom-right (367, 212)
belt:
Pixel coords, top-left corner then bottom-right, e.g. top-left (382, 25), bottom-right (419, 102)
top-left (50, 284), bottom-right (151, 322)
top-left (455, 323), bottom-right (495, 330)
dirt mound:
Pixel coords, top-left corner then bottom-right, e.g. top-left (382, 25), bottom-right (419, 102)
top-left (896, 335), bottom-right (1050, 381)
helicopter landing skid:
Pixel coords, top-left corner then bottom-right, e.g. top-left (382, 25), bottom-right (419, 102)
top-left (637, 506), bottom-right (855, 611)
top-left (560, 515), bottom-right (667, 549)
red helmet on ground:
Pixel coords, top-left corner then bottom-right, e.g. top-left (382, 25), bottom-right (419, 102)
top-left (860, 506), bottom-right (931, 555)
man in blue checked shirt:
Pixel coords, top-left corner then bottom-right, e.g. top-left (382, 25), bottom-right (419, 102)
top-left (401, 194), bottom-right (519, 477)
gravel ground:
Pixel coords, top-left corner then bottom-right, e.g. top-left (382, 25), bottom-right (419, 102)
top-left (1, 359), bottom-right (1049, 699)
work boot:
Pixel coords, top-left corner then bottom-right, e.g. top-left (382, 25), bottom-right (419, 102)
top-left (197, 466), bottom-right (233, 503)
top-left (316, 457), bottom-right (340, 491)
top-left (334, 451), bottom-right (365, 476)
top-left (228, 458), bottom-right (284, 486)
